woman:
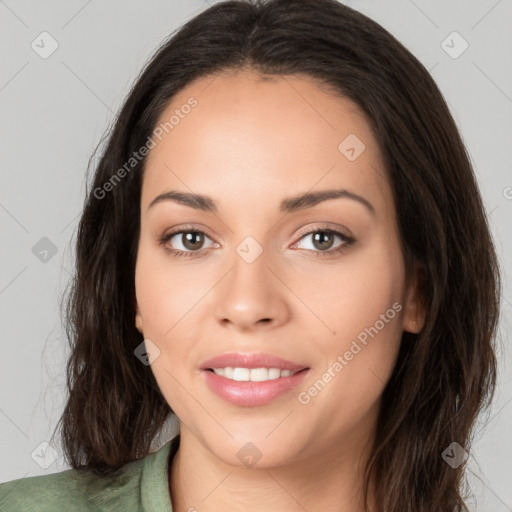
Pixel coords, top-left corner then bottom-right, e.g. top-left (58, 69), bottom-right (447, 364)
top-left (0, 0), bottom-right (501, 510)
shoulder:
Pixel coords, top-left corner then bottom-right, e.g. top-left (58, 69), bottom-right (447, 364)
top-left (0, 437), bottom-right (178, 512)
top-left (0, 467), bottom-right (94, 511)
top-left (0, 458), bottom-right (147, 512)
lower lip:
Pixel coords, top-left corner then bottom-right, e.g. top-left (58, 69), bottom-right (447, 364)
top-left (202, 369), bottom-right (310, 407)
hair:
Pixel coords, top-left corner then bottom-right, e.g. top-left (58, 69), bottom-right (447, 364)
top-left (50, 1), bottom-right (501, 510)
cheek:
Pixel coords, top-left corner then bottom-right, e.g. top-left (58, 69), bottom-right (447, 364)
top-left (134, 242), bottom-right (206, 388)
top-left (135, 250), bottom-right (199, 423)
top-left (135, 245), bottom-right (203, 338)
top-left (292, 237), bottom-right (405, 348)
top-left (297, 241), bottom-right (405, 421)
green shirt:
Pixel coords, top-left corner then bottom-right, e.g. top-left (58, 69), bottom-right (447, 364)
top-left (0, 435), bottom-right (180, 511)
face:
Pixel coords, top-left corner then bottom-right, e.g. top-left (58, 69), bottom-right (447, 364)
top-left (134, 68), bottom-right (423, 468)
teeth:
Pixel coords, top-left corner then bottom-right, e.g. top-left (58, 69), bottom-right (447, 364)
top-left (212, 367), bottom-right (297, 381)
top-left (268, 368), bottom-right (281, 379)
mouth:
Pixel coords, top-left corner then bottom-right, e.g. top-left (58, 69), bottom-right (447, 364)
top-left (199, 352), bottom-right (311, 407)
top-left (203, 367), bottom-right (308, 382)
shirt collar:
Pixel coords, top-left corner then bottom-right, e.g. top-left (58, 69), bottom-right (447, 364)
top-left (141, 434), bottom-right (180, 512)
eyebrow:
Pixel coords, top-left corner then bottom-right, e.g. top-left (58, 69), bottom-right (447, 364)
top-left (148, 188), bottom-right (375, 216)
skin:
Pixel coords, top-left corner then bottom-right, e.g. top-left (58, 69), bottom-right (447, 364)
top-left (135, 68), bottom-right (425, 512)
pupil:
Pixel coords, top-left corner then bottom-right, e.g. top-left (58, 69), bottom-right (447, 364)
top-left (184, 232), bottom-right (203, 250)
top-left (314, 232), bottom-right (333, 250)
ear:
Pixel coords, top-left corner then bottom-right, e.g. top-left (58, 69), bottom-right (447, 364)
top-left (135, 302), bottom-right (144, 334)
top-left (402, 261), bottom-right (426, 334)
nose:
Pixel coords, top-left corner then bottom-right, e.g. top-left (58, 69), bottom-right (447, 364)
top-left (213, 246), bottom-right (291, 332)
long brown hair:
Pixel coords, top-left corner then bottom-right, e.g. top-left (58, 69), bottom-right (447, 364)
top-left (51, 1), bottom-right (501, 510)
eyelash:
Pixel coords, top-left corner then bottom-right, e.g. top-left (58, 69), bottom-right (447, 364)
top-left (158, 225), bottom-right (355, 260)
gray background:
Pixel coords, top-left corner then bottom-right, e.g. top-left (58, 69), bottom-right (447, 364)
top-left (1, 0), bottom-right (511, 510)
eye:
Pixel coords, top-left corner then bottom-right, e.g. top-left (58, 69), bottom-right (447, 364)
top-left (292, 227), bottom-right (355, 257)
top-left (159, 226), bottom-right (355, 259)
top-left (159, 229), bottom-right (217, 258)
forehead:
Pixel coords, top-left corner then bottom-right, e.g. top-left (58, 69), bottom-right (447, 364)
top-left (141, 68), bottom-right (391, 215)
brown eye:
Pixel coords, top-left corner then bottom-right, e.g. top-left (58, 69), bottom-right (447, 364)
top-left (159, 229), bottom-right (216, 259)
top-left (293, 228), bottom-right (355, 257)
top-left (179, 231), bottom-right (205, 251)
top-left (311, 231), bottom-right (335, 251)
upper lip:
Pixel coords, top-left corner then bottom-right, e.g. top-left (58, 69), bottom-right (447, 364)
top-left (200, 352), bottom-right (309, 371)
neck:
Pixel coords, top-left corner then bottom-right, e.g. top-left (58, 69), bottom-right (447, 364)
top-left (169, 424), bottom-right (377, 512)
